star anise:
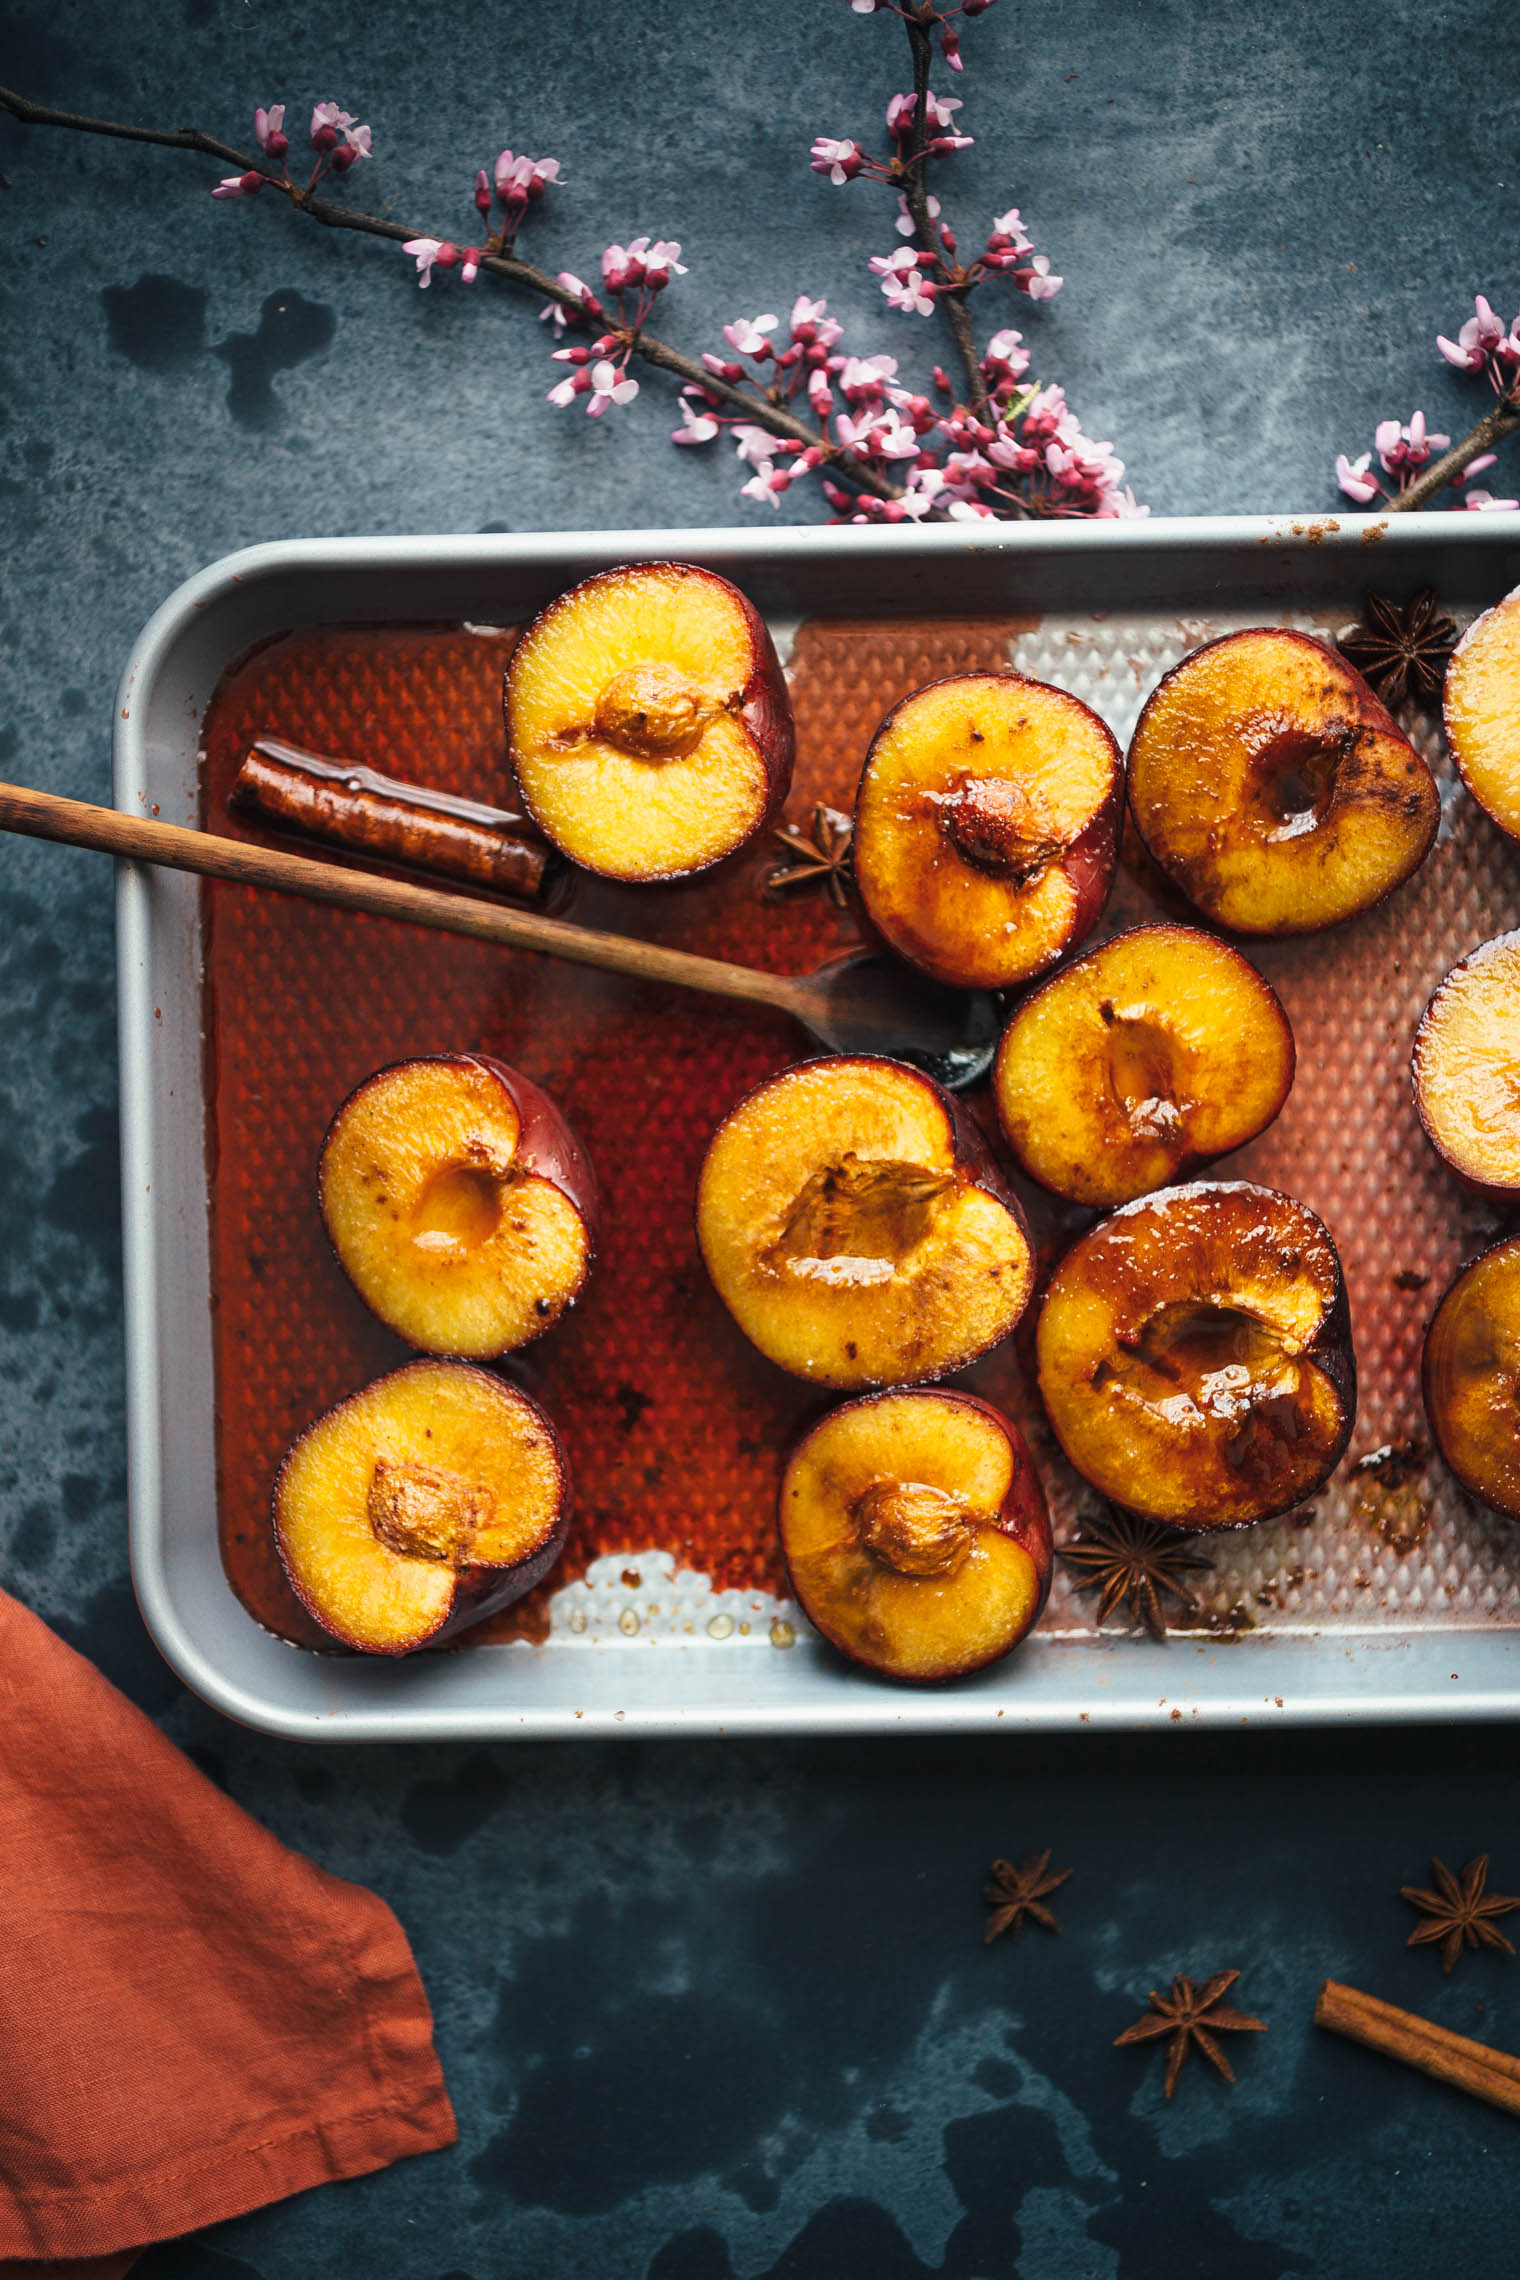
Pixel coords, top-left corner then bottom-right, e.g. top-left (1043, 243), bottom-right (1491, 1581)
top-left (1114, 1970), bottom-right (1267, 2097)
top-left (1402, 1855), bottom-right (1520, 1973)
top-left (766, 802), bottom-right (854, 906)
top-left (1057, 1508), bottom-right (1213, 1638)
top-left (1337, 588), bottom-right (1458, 708)
top-left (983, 1849), bottom-right (1071, 1944)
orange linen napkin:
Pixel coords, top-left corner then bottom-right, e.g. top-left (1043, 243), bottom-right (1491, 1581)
top-left (0, 1587), bottom-right (457, 2271)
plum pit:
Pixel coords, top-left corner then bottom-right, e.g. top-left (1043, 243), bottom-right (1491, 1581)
top-left (853, 1477), bottom-right (975, 1577)
top-left (936, 773), bottom-right (1068, 879)
top-left (367, 1456), bottom-right (492, 1565)
top-left (593, 663), bottom-right (719, 761)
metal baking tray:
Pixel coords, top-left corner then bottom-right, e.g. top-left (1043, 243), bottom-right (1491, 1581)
top-left (117, 514), bottom-right (1520, 1740)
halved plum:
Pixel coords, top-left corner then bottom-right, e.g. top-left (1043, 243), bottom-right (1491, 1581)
top-left (274, 1359), bottom-right (571, 1653)
top-left (1423, 1236), bottom-right (1520, 1521)
top-left (1445, 586), bottom-right (1520, 844)
top-left (1127, 629), bottom-right (1439, 934)
top-left (993, 923), bottom-right (1295, 1207)
top-left (503, 561), bottom-right (793, 880)
top-left (779, 1389), bottom-right (1052, 1683)
top-left (1412, 930), bottom-right (1520, 1203)
top-left (1036, 1180), bottom-right (1356, 1528)
top-left (696, 1054), bottom-right (1035, 1389)
top-left (319, 1055), bottom-right (597, 1358)
top-left (852, 670), bottom-right (1122, 990)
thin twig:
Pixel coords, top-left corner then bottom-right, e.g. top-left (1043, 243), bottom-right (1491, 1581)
top-left (0, 83), bottom-right (908, 508)
top-left (893, 13), bottom-right (1037, 518)
top-left (898, 11), bottom-right (991, 419)
top-left (1388, 394), bottom-right (1520, 513)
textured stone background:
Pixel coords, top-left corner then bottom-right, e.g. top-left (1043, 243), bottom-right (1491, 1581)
top-left (3, 1), bottom-right (1520, 2273)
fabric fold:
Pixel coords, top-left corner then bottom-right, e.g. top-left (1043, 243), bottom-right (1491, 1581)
top-left (0, 1588), bottom-right (456, 2265)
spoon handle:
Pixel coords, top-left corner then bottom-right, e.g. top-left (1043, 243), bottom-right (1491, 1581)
top-left (0, 780), bottom-right (801, 1014)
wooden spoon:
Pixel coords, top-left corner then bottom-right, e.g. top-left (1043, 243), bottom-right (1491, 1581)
top-left (0, 782), bottom-right (1002, 1089)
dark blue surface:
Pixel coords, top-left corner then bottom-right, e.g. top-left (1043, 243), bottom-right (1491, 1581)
top-left (3, 2), bottom-right (1519, 2273)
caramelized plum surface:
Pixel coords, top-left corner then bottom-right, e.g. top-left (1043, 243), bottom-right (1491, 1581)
top-left (1445, 586), bottom-right (1520, 843)
top-left (1413, 930), bottom-right (1520, 1201)
top-left (779, 1389), bottom-right (1051, 1682)
top-left (852, 671), bottom-right (1122, 990)
top-left (274, 1359), bottom-right (570, 1653)
top-left (1424, 1236), bottom-right (1520, 1521)
top-left (1128, 629), bottom-right (1438, 934)
top-left (1037, 1180), bottom-right (1355, 1528)
top-left (993, 923), bottom-right (1294, 1207)
top-left (320, 1055), bottom-right (596, 1358)
top-left (696, 1055), bottom-right (1034, 1389)
top-left (504, 561), bottom-right (793, 880)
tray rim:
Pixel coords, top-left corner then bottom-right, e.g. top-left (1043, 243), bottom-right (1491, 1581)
top-left (116, 510), bottom-right (1520, 1740)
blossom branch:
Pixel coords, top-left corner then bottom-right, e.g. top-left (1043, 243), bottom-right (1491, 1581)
top-left (0, 81), bottom-right (909, 510)
top-left (1388, 397), bottom-right (1520, 513)
top-left (1336, 292), bottom-right (1520, 515)
top-left (898, 9), bottom-right (988, 417)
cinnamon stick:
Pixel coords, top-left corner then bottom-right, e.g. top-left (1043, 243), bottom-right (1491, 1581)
top-left (232, 738), bottom-right (553, 903)
top-left (1315, 1978), bottom-right (1520, 2118)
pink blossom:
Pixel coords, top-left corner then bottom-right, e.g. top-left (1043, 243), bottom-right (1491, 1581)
top-left (810, 136), bottom-right (864, 184)
top-left (927, 131), bottom-right (975, 156)
top-left (836, 353), bottom-right (898, 402)
top-left (341, 122), bottom-right (371, 160)
top-left (636, 237), bottom-right (687, 286)
top-left (723, 313), bottom-right (779, 357)
top-left (538, 273), bottom-right (593, 334)
top-left (885, 93), bottom-right (915, 139)
top-left (546, 369), bottom-right (591, 408)
top-left (848, 0), bottom-right (882, 12)
top-left (673, 398), bottom-right (720, 446)
top-left (211, 171), bottom-right (266, 200)
top-left (1375, 410), bottom-right (1449, 477)
top-left (1437, 294), bottom-right (1511, 371)
top-left (982, 328), bottom-right (1030, 385)
top-left (807, 367), bottom-right (834, 417)
top-left (586, 359), bottom-right (639, 417)
top-left (1335, 451), bottom-right (1381, 504)
top-left (1453, 454), bottom-right (1499, 485)
top-left (732, 424), bottom-right (779, 468)
top-left (254, 105), bottom-right (288, 159)
top-left (790, 295), bottom-right (842, 348)
top-left (310, 101), bottom-right (358, 153)
top-left (895, 191), bottom-right (940, 238)
top-left (402, 238), bottom-right (458, 287)
top-left (1013, 254), bottom-right (1062, 300)
top-left (741, 467), bottom-right (790, 507)
top-left (1462, 489), bottom-right (1520, 511)
top-left (1497, 319), bottom-right (1520, 371)
top-left (460, 248), bottom-right (482, 284)
top-left (702, 351), bottom-right (745, 381)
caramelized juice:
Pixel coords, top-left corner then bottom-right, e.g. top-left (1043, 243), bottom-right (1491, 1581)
top-left (201, 616), bottom-right (1032, 1648)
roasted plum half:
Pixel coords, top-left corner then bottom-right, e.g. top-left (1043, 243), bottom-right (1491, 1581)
top-left (1445, 586), bottom-right (1520, 844)
top-left (1127, 629), bottom-right (1439, 935)
top-left (503, 560), bottom-right (793, 881)
top-left (696, 1055), bottom-right (1035, 1390)
top-left (852, 671), bottom-right (1122, 991)
top-left (779, 1389), bottom-right (1052, 1683)
top-left (320, 1054), bottom-right (597, 1358)
top-left (1036, 1180), bottom-right (1356, 1528)
top-left (274, 1359), bottom-right (571, 1654)
top-left (993, 923), bottom-right (1295, 1208)
top-left (1423, 1236), bottom-right (1520, 1522)
top-left (1412, 931), bottom-right (1520, 1204)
